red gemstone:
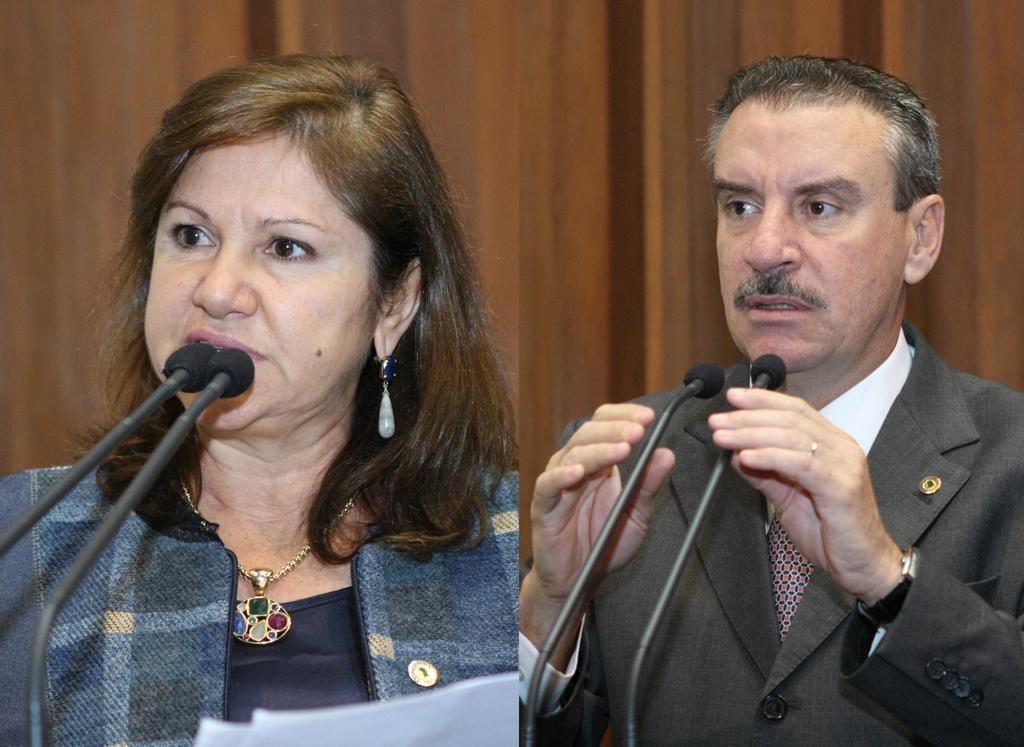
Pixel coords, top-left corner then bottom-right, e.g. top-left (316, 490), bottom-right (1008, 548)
top-left (268, 613), bottom-right (288, 631)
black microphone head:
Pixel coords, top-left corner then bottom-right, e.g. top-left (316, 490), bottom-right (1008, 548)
top-left (207, 347), bottom-right (255, 398)
top-left (750, 354), bottom-right (786, 390)
top-left (684, 363), bottom-right (725, 399)
top-left (163, 342), bottom-right (218, 393)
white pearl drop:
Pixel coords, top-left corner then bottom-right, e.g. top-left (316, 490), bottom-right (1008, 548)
top-left (378, 390), bottom-right (395, 438)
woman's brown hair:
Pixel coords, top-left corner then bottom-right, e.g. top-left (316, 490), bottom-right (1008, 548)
top-left (95, 54), bottom-right (516, 560)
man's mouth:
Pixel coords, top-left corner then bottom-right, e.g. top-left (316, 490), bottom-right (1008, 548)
top-left (733, 272), bottom-right (827, 312)
top-left (752, 301), bottom-right (799, 311)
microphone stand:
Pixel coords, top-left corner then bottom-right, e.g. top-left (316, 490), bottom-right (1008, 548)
top-left (28, 367), bottom-right (241, 747)
top-left (522, 373), bottom-right (720, 747)
top-left (622, 356), bottom-right (785, 745)
top-left (0, 343), bottom-right (215, 558)
top-left (623, 449), bottom-right (729, 745)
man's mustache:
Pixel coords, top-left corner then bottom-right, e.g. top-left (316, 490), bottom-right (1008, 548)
top-left (733, 272), bottom-right (827, 310)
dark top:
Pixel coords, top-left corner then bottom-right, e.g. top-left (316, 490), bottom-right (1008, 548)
top-left (227, 588), bottom-right (369, 722)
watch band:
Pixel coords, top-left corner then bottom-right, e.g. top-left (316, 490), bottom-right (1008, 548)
top-left (857, 547), bottom-right (918, 626)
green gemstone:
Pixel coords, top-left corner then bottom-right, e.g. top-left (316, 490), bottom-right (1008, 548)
top-left (249, 597), bottom-right (270, 616)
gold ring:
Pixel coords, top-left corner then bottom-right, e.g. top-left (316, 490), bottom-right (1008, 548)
top-left (809, 440), bottom-right (819, 457)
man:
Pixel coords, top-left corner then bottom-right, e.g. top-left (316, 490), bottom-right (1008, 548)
top-left (520, 56), bottom-right (1024, 745)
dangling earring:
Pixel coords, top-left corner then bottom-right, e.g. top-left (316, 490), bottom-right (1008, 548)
top-left (378, 354), bottom-right (397, 438)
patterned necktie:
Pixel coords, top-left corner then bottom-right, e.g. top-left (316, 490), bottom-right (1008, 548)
top-left (767, 513), bottom-right (815, 640)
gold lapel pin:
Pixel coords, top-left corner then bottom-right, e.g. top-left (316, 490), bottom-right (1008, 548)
top-left (919, 476), bottom-right (942, 495)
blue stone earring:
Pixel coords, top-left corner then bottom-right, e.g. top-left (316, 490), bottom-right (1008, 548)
top-left (378, 355), bottom-right (397, 438)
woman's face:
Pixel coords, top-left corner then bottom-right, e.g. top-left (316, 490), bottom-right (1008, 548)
top-left (145, 135), bottom-right (391, 441)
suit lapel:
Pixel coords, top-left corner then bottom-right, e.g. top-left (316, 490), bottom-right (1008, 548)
top-left (667, 367), bottom-right (781, 679)
top-left (649, 328), bottom-right (978, 692)
top-left (765, 324), bottom-right (978, 689)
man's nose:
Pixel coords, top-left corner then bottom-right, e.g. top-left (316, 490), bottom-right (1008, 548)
top-left (745, 204), bottom-right (801, 274)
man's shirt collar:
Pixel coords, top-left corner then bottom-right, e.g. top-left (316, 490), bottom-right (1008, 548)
top-left (819, 327), bottom-right (913, 455)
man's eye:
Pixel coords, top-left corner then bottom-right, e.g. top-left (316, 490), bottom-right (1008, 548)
top-left (175, 225), bottom-right (213, 247)
top-left (726, 201), bottom-right (755, 217)
top-left (808, 201), bottom-right (838, 218)
top-left (270, 238), bottom-right (310, 260)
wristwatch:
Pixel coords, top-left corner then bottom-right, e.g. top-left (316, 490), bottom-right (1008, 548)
top-left (856, 547), bottom-right (919, 626)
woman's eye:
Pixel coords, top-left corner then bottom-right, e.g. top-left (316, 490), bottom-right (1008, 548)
top-left (270, 238), bottom-right (310, 260)
top-left (175, 225), bottom-right (213, 247)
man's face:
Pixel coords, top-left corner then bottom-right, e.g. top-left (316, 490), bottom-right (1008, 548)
top-left (714, 101), bottom-right (922, 401)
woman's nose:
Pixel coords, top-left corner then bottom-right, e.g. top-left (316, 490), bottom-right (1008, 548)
top-left (190, 248), bottom-right (259, 319)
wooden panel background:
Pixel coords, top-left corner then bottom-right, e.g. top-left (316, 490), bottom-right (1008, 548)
top-left (519, 0), bottom-right (1024, 560)
top-left (3, 1), bottom-right (1023, 567)
top-left (0, 0), bottom-right (518, 474)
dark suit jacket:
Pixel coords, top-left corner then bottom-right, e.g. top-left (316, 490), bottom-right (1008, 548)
top-left (538, 324), bottom-right (1024, 746)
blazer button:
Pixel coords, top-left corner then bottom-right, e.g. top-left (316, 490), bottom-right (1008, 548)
top-left (925, 658), bottom-right (946, 679)
top-left (954, 676), bottom-right (971, 699)
top-left (759, 694), bottom-right (787, 721)
top-left (407, 660), bottom-right (440, 688)
top-left (966, 689), bottom-right (984, 708)
top-left (940, 670), bottom-right (960, 691)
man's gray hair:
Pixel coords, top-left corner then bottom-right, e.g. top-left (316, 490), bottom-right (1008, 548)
top-left (704, 56), bottom-right (940, 211)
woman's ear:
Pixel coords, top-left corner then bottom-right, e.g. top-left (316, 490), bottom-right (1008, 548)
top-left (373, 260), bottom-right (422, 359)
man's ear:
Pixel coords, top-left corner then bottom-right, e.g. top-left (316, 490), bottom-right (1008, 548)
top-left (903, 194), bottom-right (944, 285)
top-left (373, 260), bottom-right (422, 360)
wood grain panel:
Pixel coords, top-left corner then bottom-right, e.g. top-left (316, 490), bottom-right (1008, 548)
top-left (466, 1), bottom-right (520, 394)
top-left (607, 0), bottom-right (646, 402)
top-left (683, 0), bottom-right (746, 385)
top-left (739, 0), bottom-right (843, 61)
top-left (973, 0), bottom-right (1024, 387)
top-left (841, 0), bottom-right (882, 63)
top-left (1, 1), bottom-right (247, 472)
top-left (520, 1), bottom-right (611, 556)
top-left (882, 0), bottom-right (980, 375)
top-left (1, 0), bottom-right (65, 469)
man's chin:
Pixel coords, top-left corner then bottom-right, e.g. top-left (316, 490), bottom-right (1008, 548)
top-left (736, 340), bottom-right (824, 378)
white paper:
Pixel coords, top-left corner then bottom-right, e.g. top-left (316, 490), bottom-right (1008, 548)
top-left (194, 671), bottom-right (517, 746)
top-left (192, 718), bottom-right (252, 746)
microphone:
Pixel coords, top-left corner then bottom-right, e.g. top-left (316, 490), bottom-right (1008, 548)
top-left (163, 341), bottom-right (219, 392)
top-left (0, 342), bottom-right (217, 559)
top-left (623, 354), bottom-right (786, 745)
top-left (27, 348), bottom-right (254, 747)
top-left (206, 346), bottom-right (256, 398)
top-left (523, 364), bottom-right (725, 746)
top-left (684, 362), bottom-right (726, 394)
top-left (751, 353), bottom-right (786, 390)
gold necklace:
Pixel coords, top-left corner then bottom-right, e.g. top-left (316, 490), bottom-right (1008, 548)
top-left (180, 481), bottom-right (356, 646)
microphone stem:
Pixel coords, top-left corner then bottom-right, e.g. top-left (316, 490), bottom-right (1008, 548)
top-left (522, 379), bottom-right (705, 747)
top-left (623, 368), bottom-right (779, 743)
top-left (0, 370), bottom-right (189, 558)
top-left (29, 372), bottom-right (230, 747)
top-left (623, 448), bottom-right (730, 746)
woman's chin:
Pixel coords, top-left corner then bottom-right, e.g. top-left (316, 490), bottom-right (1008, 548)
top-left (193, 397), bottom-right (265, 438)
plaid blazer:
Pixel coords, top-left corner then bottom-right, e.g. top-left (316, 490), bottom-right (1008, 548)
top-left (0, 468), bottom-right (519, 745)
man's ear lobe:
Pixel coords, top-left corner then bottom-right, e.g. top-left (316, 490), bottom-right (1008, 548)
top-left (904, 195), bottom-right (944, 285)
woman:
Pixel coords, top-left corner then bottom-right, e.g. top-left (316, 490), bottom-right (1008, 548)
top-left (0, 54), bottom-right (517, 744)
